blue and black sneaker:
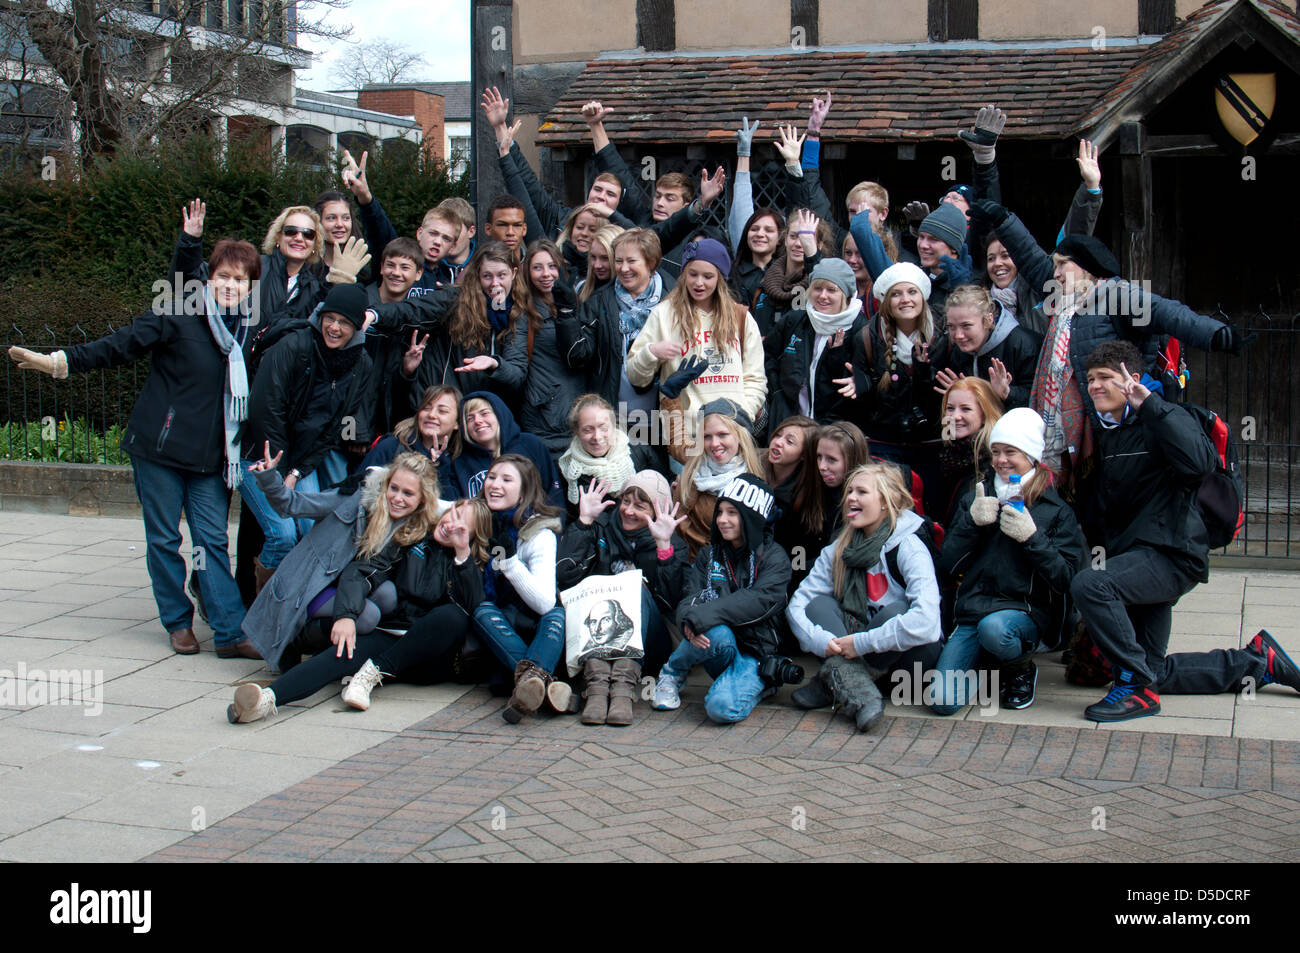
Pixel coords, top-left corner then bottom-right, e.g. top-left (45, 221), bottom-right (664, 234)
top-left (1085, 676), bottom-right (1160, 723)
top-left (1247, 630), bottom-right (1300, 694)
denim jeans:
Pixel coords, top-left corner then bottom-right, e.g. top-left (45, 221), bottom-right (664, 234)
top-left (661, 624), bottom-right (768, 724)
top-left (131, 456), bottom-right (246, 645)
top-left (473, 603), bottom-right (566, 674)
top-left (237, 452), bottom-right (348, 569)
top-left (640, 587), bottom-right (671, 678)
top-left (929, 609), bottom-right (1040, 715)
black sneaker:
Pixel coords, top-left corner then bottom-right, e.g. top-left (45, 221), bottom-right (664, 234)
top-left (1002, 661), bottom-right (1037, 710)
top-left (1247, 630), bottom-right (1300, 694)
top-left (1085, 683), bottom-right (1161, 722)
top-left (188, 572), bottom-right (208, 625)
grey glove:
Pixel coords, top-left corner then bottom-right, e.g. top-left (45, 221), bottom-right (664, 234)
top-left (970, 483), bottom-right (998, 527)
top-left (736, 117), bottom-right (759, 158)
top-left (958, 104), bottom-right (1006, 165)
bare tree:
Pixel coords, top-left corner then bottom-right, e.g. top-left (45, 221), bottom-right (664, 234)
top-left (7, 0), bottom-right (354, 163)
top-left (330, 39), bottom-right (428, 89)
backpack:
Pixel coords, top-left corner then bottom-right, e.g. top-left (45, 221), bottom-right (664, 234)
top-left (883, 516), bottom-right (942, 590)
top-left (1182, 404), bottom-right (1245, 549)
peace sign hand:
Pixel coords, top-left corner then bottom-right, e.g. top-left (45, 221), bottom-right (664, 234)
top-left (402, 329), bottom-right (429, 376)
top-left (1118, 362), bottom-right (1150, 410)
top-left (249, 440), bottom-right (284, 474)
top-left (443, 503), bottom-right (472, 561)
top-left (429, 429), bottom-right (451, 462)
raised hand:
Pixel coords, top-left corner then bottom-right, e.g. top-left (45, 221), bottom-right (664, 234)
top-left (988, 357), bottom-right (1012, 401)
top-left (736, 116), bottom-right (759, 158)
top-left (428, 429), bottom-right (451, 462)
top-left (1117, 362), bottom-right (1150, 410)
top-left (496, 119), bottom-right (522, 157)
top-left (577, 477), bottom-right (615, 526)
top-left (481, 86), bottom-right (510, 128)
top-left (1076, 138), bottom-right (1101, 191)
top-left (789, 207), bottom-right (819, 256)
top-left (968, 199), bottom-right (1009, 229)
top-left (958, 104), bottom-right (1006, 163)
top-left (933, 367), bottom-right (966, 396)
top-left (807, 90), bottom-right (832, 135)
top-left (648, 494), bottom-right (688, 547)
top-left (902, 200), bottom-right (930, 227)
top-left (581, 101), bottom-right (611, 126)
top-left (970, 483), bottom-right (998, 526)
top-left (182, 198), bottom-right (205, 238)
top-left (775, 123), bottom-right (806, 165)
top-left (443, 503), bottom-right (472, 560)
top-left (402, 329), bottom-right (429, 376)
top-left (327, 236), bottom-right (371, 285)
top-left (832, 362), bottom-right (857, 399)
top-left (698, 166), bottom-right (726, 208)
top-left (342, 149), bottom-right (371, 204)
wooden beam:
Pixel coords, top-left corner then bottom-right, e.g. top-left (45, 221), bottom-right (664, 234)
top-left (472, 0), bottom-right (513, 214)
top-left (1118, 122), bottom-right (1152, 281)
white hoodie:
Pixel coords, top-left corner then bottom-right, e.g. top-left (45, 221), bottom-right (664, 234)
top-left (786, 510), bottom-right (942, 658)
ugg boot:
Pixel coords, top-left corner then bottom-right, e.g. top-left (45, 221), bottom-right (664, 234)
top-left (606, 658), bottom-right (641, 726)
top-left (253, 557), bottom-right (274, 597)
top-left (503, 660), bottom-right (548, 724)
top-left (547, 677), bottom-right (579, 714)
top-left (581, 659), bottom-right (612, 724)
top-left (821, 656), bottom-right (886, 732)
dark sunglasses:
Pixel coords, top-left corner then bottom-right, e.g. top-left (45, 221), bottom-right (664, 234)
top-left (282, 225), bottom-right (317, 240)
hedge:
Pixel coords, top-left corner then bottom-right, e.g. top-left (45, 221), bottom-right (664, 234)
top-left (1, 134), bottom-right (468, 432)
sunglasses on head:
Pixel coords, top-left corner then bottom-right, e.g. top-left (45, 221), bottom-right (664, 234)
top-left (282, 225), bottom-right (316, 240)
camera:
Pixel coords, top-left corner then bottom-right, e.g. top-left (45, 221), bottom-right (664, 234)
top-left (758, 655), bottom-right (805, 687)
top-left (897, 406), bottom-right (929, 439)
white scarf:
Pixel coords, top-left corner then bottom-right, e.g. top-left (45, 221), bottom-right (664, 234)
top-left (807, 297), bottom-right (863, 337)
top-left (558, 427), bottom-right (636, 504)
top-left (994, 468), bottom-right (1037, 504)
top-left (692, 454), bottom-right (747, 495)
top-left (203, 288), bottom-right (250, 489)
top-left (894, 328), bottom-right (917, 366)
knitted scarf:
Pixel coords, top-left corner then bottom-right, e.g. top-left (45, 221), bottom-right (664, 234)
top-left (615, 274), bottom-right (664, 355)
top-left (990, 283), bottom-right (1019, 317)
top-left (839, 522), bottom-right (893, 632)
top-left (1030, 298), bottom-right (1084, 471)
top-left (691, 454), bottom-right (747, 495)
top-left (807, 297), bottom-right (863, 337)
top-left (558, 427), bottom-right (636, 504)
top-left (760, 250), bottom-right (808, 306)
top-left (203, 288), bottom-right (249, 489)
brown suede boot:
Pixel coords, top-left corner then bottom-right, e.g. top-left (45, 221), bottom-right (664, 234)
top-left (503, 660), bottom-right (548, 724)
top-left (581, 659), bottom-right (612, 725)
top-left (253, 557), bottom-right (274, 597)
top-left (606, 658), bottom-right (641, 726)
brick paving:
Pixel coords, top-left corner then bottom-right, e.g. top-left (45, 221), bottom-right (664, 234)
top-left (148, 689), bottom-right (1300, 863)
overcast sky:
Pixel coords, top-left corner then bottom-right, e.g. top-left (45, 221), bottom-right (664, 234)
top-left (295, 0), bottom-right (471, 91)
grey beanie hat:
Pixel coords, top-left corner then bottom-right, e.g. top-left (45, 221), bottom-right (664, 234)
top-left (697, 397), bottom-right (755, 433)
top-left (809, 258), bottom-right (857, 303)
top-left (918, 202), bottom-right (968, 252)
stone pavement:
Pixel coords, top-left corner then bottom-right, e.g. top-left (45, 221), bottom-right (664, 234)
top-left (2, 511), bottom-right (1299, 862)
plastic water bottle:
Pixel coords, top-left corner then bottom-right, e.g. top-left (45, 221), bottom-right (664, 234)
top-left (1008, 473), bottom-right (1025, 512)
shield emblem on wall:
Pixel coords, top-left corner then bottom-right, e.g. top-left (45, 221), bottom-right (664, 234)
top-left (1215, 74), bottom-right (1276, 147)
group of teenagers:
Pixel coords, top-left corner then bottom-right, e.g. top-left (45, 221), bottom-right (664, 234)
top-left (10, 91), bottom-right (1299, 734)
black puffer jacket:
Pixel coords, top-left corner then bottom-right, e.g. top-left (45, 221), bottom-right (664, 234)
top-left (555, 274), bottom-right (675, 409)
top-left (333, 537), bottom-right (484, 627)
top-left (676, 534), bottom-right (792, 662)
top-left (764, 305), bottom-right (873, 426)
top-left (241, 309), bottom-right (376, 479)
top-left (520, 300), bottom-right (591, 453)
top-left (940, 476), bottom-right (1086, 639)
top-left (556, 512), bottom-right (689, 613)
top-left (929, 304), bottom-right (1042, 410)
top-left (67, 301), bottom-right (252, 475)
top-left (1077, 393), bottom-right (1219, 581)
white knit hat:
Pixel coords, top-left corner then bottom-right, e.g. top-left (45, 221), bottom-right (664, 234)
top-left (871, 261), bottom-right (932, 303)
top-left (988, 407), bottom-right (1046, 463)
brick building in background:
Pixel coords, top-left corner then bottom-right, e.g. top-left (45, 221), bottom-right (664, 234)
top-left (357, 83), bottom-right (472, 175)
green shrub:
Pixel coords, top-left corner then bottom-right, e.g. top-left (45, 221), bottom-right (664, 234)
top-left (0, 418), bottom-right (130, 465)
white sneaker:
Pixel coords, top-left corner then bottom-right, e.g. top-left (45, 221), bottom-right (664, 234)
top-left (342, 660), bottom-right (384, 711)
top-left (228, 684), bottom-right (277, 723)
top-left (652, 673), bottom-right (682, 710)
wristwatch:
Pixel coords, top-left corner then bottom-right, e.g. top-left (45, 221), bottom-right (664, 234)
top-left (289, 468), bottom-right (302, 480)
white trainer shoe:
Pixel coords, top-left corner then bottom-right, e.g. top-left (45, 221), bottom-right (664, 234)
top-left (652, 673), bottom-right (682, 711)
top-left (228, 684), bottom-right (277, 723)
top-left (342, 660), bottom-right (384, 711)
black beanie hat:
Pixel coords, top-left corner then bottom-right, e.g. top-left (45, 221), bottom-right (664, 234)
top-left (319, 283), bottom-right (369, 329)
top-left (1054, 234), bottom-right (1120, 280)
top-left (712, 472), bottom-right (776, 553)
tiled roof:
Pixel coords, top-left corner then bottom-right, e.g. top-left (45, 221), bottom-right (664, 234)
top-left (536, 44), bottom-right (1149, 146)
top-left (1078, 0), bottom-right (1300, 141)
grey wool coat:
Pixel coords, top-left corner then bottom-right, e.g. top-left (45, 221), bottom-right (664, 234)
top-left (241, 467), bottom-right (371, 671)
